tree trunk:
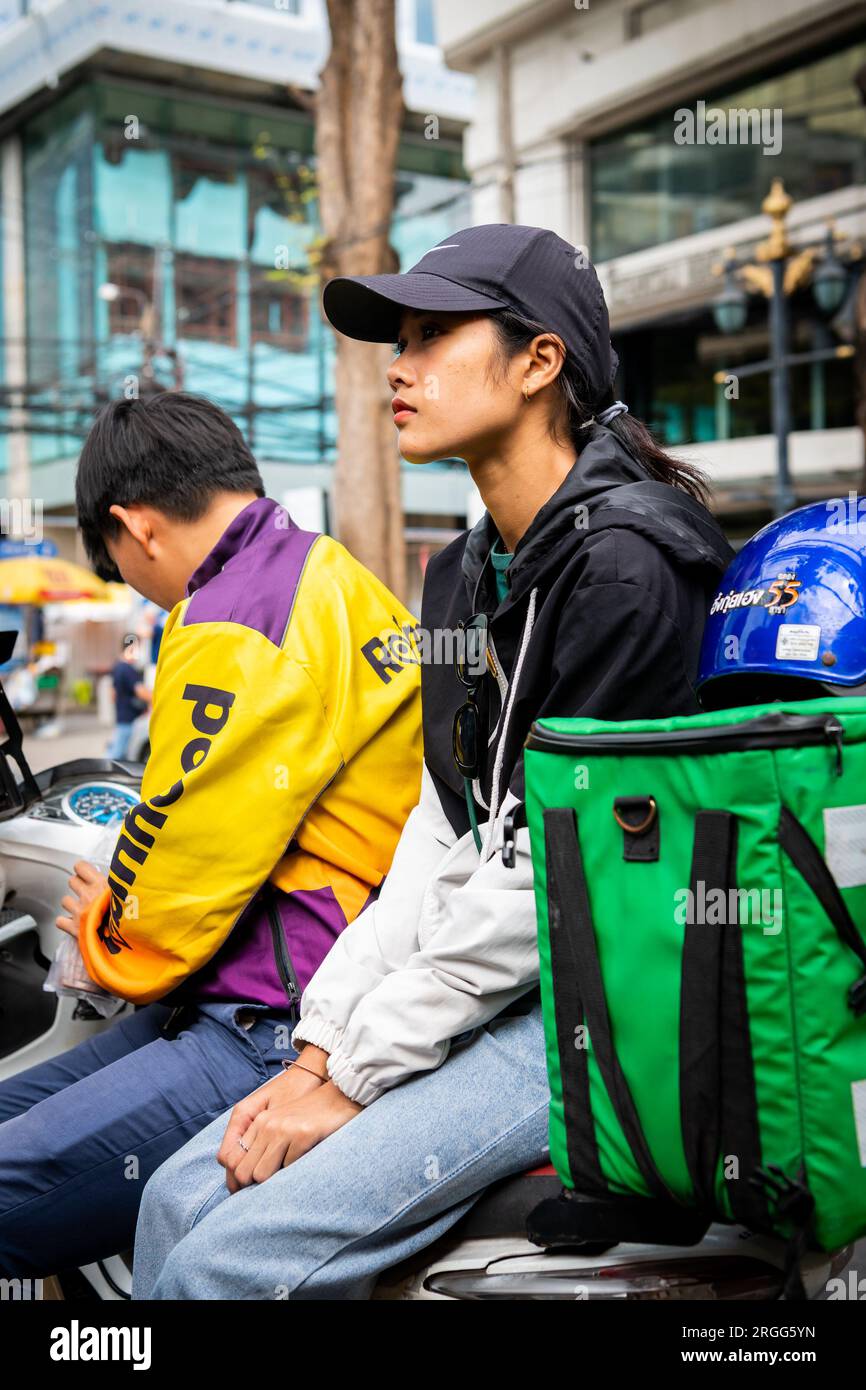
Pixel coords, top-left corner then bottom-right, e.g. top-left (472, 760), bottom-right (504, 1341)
top-left (316, 0), bottom-right (406, 598)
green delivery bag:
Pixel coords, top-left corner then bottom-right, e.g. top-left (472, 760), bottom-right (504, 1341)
top-left (523, 697), bottom-right (866, 1294)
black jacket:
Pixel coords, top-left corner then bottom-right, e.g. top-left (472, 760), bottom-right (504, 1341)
top-left (420, 424), bottom-right (734, 839)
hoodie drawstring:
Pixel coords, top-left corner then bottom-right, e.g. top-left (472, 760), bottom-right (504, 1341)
top-left (481, 587), bottom-right (538, 862)
top-left (463, 778), bottom-right (483, 853)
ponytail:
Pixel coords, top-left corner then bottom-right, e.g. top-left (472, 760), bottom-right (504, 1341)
top-left (589, 388), bottom-right (709, 504)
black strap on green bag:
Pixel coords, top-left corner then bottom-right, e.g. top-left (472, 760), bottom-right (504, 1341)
top-left (767, 802), bottom-right (866, 1299)
top-left (547, 806), bottom-right (771, 1231)
top-left (540, 801), bottom-right (845, 1296)
top-left (779, 805), bottom-right (866, 1015)
top-left (679, 810), bottom-right (768, 1233)
top-left (543, 807), bottom-right (676, 1207)
top-left (679, 811), bottom-right (728, 1209)
top-left (543, 809), bottom-right (607, 1197)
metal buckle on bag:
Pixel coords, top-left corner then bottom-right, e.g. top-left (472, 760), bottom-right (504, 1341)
top-left (612, 797), bottom-right (657, 835)
top-left (612, 796), bottom-right (660, 863)
top-left (502, 802), bottom-right (527, 868)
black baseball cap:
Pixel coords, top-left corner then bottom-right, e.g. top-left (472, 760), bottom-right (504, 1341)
top-left (322, 223), bottom-right (619, 401)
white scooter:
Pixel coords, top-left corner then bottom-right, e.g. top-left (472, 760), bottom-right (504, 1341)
top-left (0, 630), bottom-right (851, 1301)
top-left (0, 631), bottom-right (145, 1298)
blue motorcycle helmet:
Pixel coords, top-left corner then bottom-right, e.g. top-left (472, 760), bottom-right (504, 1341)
top-left (698, 496), bottom-right (866, 710)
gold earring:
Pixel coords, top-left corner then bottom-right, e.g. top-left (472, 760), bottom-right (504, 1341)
top-left (523, 383), bottom-right (531, 403)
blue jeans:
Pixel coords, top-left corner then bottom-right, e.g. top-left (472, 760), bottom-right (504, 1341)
top-left (106, 721), bottom-right (134, 759)
top-left (0, 1001), bottom-right (297, 1277)
top-left (134, 997), bottom-right (550, 1300)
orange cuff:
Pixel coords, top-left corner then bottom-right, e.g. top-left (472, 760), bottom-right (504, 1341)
top-left (76, 885), bottom-right (113, 991)
top-left (76, 885), bottom-right (177, 1004)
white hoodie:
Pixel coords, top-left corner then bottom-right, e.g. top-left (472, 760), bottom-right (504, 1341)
top-left (291, 767), bottom-right (538, 1106)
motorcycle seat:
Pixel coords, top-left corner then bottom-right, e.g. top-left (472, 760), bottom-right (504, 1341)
top-left (452, 1164), bottom-right (561, 1240)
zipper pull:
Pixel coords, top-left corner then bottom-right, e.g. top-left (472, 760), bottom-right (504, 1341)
top-left (825, 717), bottom-right (844, 776)
top-left (161, 1005), bottom-right (186, 1036)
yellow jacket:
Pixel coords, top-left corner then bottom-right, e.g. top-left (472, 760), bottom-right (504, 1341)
top-left (79, 498), bottom-right (422, 1006)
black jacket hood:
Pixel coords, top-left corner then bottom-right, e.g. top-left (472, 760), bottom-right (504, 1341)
top-left (422, 424), bottom-right (734, 840)
top-left (461, 424), bottom-right (732, 610)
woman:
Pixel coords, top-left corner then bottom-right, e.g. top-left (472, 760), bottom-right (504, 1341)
top-left (134, 223), bottom-right (733, 1299)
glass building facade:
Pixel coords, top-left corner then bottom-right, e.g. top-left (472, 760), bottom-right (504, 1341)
top-left (15, 78), bottom-right (469, 476)
top-left (591, 33), bottom-right (866, 263)
top-left (596, 30), bottom-right (865, 450)
top-left (613, 297), bottom-right (857, 448)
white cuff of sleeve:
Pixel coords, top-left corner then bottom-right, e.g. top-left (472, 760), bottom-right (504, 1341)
top-left (326, 1048), bottom-right (384, 1107)
top-left (290, 1015), bottom-right (346, 1058)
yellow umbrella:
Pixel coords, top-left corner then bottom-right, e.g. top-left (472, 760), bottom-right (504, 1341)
top-left (0, 556), bottom-right (109, 605)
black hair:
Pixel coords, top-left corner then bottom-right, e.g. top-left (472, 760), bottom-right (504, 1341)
top-left (490, 310), bottom-right (709, 504)
top-left (76, 392), bottom-right (264, 580)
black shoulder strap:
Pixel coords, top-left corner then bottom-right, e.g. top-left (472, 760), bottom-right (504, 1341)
top-left (679, 811), bottom-right (729, 1207)
top-left (779, 805), bottom-right (866, 1013)
top-left (712, 811), bottom-right (769, 1234)
top-left (543, 807), bottom-right (675, 1205)
top-left (543, 810), bottom-right (606, 1197)
top-left (676, 808), bottom-right (768, 1231)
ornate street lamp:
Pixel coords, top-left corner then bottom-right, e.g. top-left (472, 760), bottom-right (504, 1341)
top-left (812, 227), bottom-right (851, 315)
top-left (711, 262), bottom-right (748, 335)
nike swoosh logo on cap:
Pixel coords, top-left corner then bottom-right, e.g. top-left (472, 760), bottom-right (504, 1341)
top-left (424, 245), bottom-right (460, 251)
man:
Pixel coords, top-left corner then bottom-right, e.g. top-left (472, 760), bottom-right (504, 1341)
top-left (107, 633), bottom-right (151, 760)
top-left (0, 391), bottom-right (422, 1279)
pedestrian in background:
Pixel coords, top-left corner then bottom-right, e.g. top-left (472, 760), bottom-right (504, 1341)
top-left (107, 633), bottom-right (150, 760)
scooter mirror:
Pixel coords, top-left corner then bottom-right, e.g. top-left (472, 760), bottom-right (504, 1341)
top-left (0, 753), bottom-right (26, 818)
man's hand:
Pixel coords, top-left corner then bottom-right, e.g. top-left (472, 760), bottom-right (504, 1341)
top-left (219, 1059), bottom-right (362, 1192)
top-left (56, 860), bottom-right (110, 940)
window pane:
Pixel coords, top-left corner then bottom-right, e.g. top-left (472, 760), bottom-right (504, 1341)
top-left (104, 244), bottom-right (155, 335)
top-left (415, 0), bottom-right (436, 45)
top-left (176, 255), bottom-right (238, 345)
top-left (591, 37), bottom-right (866, 260)
top-left (250, 268), bottom-right (309, 351)
top-left (247, 162), bottom-right (318, 268)
top-left (174, 157), bottom-right (245, 260)
top-left (95, 143), bottom-right (172, 246)
top-left (613, 300), bottom-right (857, 446)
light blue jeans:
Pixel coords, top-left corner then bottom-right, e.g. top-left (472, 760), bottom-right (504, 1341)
top-left (106, 721), bottom-right (134, 759)
top-left (133, 996), bottom-right (550, 1299)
